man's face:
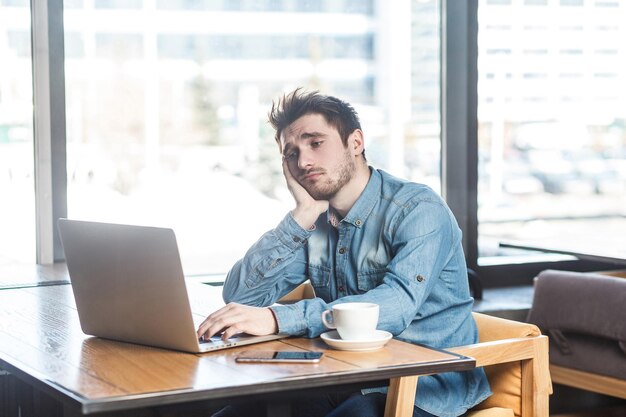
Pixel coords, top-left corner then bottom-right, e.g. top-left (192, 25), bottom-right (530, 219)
top-left (280, 113), bottom-right (356, 200)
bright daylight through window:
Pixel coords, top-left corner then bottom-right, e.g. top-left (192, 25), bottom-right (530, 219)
top-left (54, 0), bottom-right (440, 275)
top-left (477, 0), bottom-right (626, 265)
top-left (0, 1), bottom-right (35, 265)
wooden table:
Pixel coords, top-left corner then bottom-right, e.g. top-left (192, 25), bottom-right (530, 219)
top-left (0, 283), bottom-right (474, 417)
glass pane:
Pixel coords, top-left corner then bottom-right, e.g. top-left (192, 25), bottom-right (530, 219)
top-left (64, 0), bottom-right (441, 275)
top-left (477, 0), bottom-right (626, 264)
top-left (0, 1), bottom-right (35, 265)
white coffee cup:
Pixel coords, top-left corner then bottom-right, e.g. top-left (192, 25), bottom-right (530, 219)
top-left (321, 302), bottom-right (379, 341)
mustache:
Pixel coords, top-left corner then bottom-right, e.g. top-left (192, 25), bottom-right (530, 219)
top-left (299, 168), bottom-right (326, 180)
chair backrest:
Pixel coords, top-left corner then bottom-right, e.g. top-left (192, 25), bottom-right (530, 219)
top-left (277, 282), bottom-right (316, 304)
top-left (468, 313), bottom-right (543, 417)
top-left (384, 312), bottom-right (551, 417)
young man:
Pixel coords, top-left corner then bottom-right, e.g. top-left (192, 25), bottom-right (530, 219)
top-left (199, 89), bottom-right (491, 417)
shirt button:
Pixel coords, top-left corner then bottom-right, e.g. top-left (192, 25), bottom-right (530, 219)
top-left (338, 247), bottom-right (347, 254)
top-left (338, 286), bottom-right (345, 292)
top-left (355, 219), bottom-right (362, 226)
top-left (292, 236), bottom-right (301, 242)
top-left (416, 275), bottom-right (425, 282)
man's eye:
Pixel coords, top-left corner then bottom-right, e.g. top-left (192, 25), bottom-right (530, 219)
top-left (311, 141), bottom-right (323, 148)
top-left (286, 152), bottom-right (297, 160)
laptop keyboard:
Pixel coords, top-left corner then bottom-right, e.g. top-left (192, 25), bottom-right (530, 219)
top-left (199, 335), bottom-right (224, 344)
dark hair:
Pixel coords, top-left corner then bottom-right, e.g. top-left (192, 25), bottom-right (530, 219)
top-left (268, 88), bottom-right (362, 149)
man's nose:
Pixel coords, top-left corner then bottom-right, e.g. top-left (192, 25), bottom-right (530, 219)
top-left (298, 150), bottom-right (314, 170)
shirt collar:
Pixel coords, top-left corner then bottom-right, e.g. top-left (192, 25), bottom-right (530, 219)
top-left (327, 208), bottom-right (341, 229)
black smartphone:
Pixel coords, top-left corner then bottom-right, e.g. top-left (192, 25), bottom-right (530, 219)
top-left (235, 351), bottom-right (323, 364)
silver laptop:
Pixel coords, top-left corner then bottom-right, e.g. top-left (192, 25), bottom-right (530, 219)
top-left (58, 218), bottom-right (287, 353)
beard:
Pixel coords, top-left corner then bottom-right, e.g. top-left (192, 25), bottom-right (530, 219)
top-left (300, 148), bottom-right (356, 200)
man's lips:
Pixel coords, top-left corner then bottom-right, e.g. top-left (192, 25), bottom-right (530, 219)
top-left (301, 171), bottom-right (324, 181)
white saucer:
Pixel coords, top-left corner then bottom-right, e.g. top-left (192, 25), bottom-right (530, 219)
top-left (320, 330), bottom-right (392, 351)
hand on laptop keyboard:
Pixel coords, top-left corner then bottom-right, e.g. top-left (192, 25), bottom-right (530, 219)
top-left (199, 335), bottom-right (224, 344)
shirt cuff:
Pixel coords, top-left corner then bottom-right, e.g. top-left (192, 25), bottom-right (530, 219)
top-left (270, 304), bottom-right (308, 336)
top-left (274, 212), bottom-right (314, 250)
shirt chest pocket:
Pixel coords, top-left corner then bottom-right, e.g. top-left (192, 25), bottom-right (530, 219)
top-left (357, 269), bottom-right (386, 293)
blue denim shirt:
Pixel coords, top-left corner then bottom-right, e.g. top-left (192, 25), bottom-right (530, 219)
top-left (223, 168), bottom-right (491, 417)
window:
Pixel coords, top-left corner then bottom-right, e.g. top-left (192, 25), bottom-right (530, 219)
top-left (477, 0), bottom-right (626, 267)
top-left (560, 0), bottom-right (584, 6)
top-left (62, 1), bottom-right (441, 275)
top-left (522, 73), bottom-right (548, 79)
top-left (594, 49), bottom-right (618, 55)
top-left (559, 49), bottom-right (583, 54)
top-left (0, 1), bottom-right (35, 265)
top-left (523, 49), bottom-right (548, 55)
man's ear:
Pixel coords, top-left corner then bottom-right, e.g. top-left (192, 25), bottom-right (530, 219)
top-left (349, 129), bottom-right (365, 156)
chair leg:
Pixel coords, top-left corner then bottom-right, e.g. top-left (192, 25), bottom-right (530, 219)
top-left (384, 376), bottom-right (418, 417)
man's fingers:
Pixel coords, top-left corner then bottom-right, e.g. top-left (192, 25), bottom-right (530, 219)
top-left (282, 157), bottom-right (316, 205)
top-left (197, 304), bottom-right (237, 338)
top-left (197, 303), bottom-right (278, 342)
top-left (221, 324), bottom-right (244, 341)
top-left (282, 158), bottom-right (299, 188)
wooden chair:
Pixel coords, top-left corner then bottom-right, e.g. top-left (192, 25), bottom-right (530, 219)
top-left (385, 313), bottom-right (552, 417)
top-left (279, 284), bottom-right (552, 417)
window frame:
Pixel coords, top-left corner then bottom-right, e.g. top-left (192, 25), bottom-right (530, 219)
top-left (32, 0), bottom-right (67, 264)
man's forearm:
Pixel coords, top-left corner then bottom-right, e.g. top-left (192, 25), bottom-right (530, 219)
top-left (222, 212), bottom-right (312, 306)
